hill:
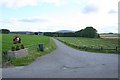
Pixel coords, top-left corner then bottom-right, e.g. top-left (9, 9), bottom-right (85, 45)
top-left (56, 30), bottom-right (74, 33)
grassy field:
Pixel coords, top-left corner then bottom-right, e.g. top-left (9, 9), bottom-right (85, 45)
top-left (56, 36), bottom-right (119, 54)
top-left (100, 34), bottom-right (118, 39)
top-left (2, 34), bottom-right (57, 66)
top-left (0, 34), bottom-right (2, 66)
top-left (2, 34), bottom-right (50, 52)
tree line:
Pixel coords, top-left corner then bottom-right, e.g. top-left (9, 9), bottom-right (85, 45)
top-left (1, 26), bottom-right (100, 38)
top-left (0, 29), bottom-right (10, 34)
top-left (44, 27), bottom-right (100, 38)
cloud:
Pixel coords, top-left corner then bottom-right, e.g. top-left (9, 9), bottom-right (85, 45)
top-left (0, 17), bottom-right (49, 24)
top-left (19, 18), bottom-right (49, 23)
top-left (108, 10), bottom-right (118, 14)
top-left (1, 0), bottom-right (119, 33)
top-left (82, 5), bottom-right (97, 13)
top-left (81, 0), bottom-right (119, 14)
top-left (0, 0), bottom-right (66, 8)
top-left (0, 0), bottom-right (37, 8)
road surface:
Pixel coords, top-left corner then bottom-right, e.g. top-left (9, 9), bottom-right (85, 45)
top-left (2, 38), bottom-right (118, 78)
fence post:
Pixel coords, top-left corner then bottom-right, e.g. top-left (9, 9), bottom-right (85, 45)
top-left (38, 44), bottom-right (44, 52)
top-left (116, 47), bottom-right (118, 53)
top-left (100, 47), bottom-right (103, 50)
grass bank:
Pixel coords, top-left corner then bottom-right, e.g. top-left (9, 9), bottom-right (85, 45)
top-left (2, 34), bottom-right (57, 66)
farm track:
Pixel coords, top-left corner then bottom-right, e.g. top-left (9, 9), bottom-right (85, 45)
top-left (2, 38), bottom-right (118, 78)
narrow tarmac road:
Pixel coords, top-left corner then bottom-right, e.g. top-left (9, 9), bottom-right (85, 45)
top-left (2, 38), bottom-right (118, 78)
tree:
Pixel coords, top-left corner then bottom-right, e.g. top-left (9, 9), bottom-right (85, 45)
top-left (97, 34), bottom-right (100, 38)
top-left (75, 29), bottom-right (84, 37)
top-left (44, 32), bottom-right (53, 37)
top-left (43, 26), bottom-right (100, 38)
top-left (83, 27), bottom-right (97, 38)
top-left (75, 26), bottom-right (99, 38)
top-left (0, 29), bottom-right (10, 34)
top-left (34, 32), bottom-right (38, 35)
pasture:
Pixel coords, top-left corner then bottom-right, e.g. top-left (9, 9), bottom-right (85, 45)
top-left (0, 34), bottom-right (2, 66)
top-left (2, 34), bottom-right (49, 52)
top-left (100, 34), bottom-right (118, 39)
top-left (2, 34), bottom-right (57, 66)
top-left (56, 36), bottom-right (119, 54)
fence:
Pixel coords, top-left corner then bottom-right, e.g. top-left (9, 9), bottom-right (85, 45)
top-left (2, 38), bottom-right (54, 53)
top-left (56, 38), bottom-right (119, 53)
top-left (25, 44), bottom-right (46, 52)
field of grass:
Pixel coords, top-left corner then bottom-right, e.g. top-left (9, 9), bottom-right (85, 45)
top-left (2, 34), bottom-right (57, 66)
top-left (56, 37), bottom-right (119, 54)
top-left (100, 34), bottom-right (118, 39)
top-left (0, 34), bottom-right (2, 66)
top-left (2, 34), bottom-right (50, 52)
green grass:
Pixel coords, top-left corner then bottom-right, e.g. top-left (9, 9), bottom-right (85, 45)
top-left (100, 34), bottom-right (118, 39)
top-left (2, 34), bottom-right (57, 66)
top-left (56, 37), bottom-right (119, 54)
top-left (0, 34), bottom-right (2, 66)
top-left (2, 34), bottom-right (50, 52)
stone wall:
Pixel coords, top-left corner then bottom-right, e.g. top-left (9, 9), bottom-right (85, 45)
top-left (7, 48), bottom-right (28, 58)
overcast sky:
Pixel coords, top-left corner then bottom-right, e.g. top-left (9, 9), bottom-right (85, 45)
top-left (0, 0), bottom-right (119, 33)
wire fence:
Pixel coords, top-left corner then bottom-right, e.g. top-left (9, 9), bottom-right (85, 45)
top-left (2, 39), bottom-right (53, 53)
top-left (2, 41), bottom-right (43, 53)
top-left (56, 38), bottom-right (119, 53)
top-left (2, 41), bottom-right (13, 45)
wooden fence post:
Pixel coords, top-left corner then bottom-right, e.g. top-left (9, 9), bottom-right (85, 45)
top-left (116, 47), bottom-right (118, 53)
top-left (100, 47), bottom-right (103, 50)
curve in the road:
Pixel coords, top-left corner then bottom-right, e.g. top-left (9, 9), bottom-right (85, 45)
top-left (2, 38), bottom-right (118, 78)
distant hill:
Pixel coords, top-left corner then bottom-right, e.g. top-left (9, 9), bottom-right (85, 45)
top-left (56, 30), bottom-right (74, 33)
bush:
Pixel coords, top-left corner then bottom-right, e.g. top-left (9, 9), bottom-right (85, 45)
top-left (11, 46), bottom-right (16, 51)
top-left (16, 46), bottom-right (20, 51)
top-left (20, 44), bottom-right (24, 49)
top-left (0, 29), bottom-right (10, 34)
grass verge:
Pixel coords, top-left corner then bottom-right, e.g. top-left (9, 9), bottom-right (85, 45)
top-left (2, 34), bottom-right (57, 66)
top-left (55, 37), bottom-right (119, 54)
top-left (9, 38), bottom-right (57, 66)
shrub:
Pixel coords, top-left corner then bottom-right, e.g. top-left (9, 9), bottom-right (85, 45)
top-left (16, 46), bottom-right (20, 51)
top-left (11, 46), bottom-right (16, 51)
top-left (20, 44), bottom-right (24, 49)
